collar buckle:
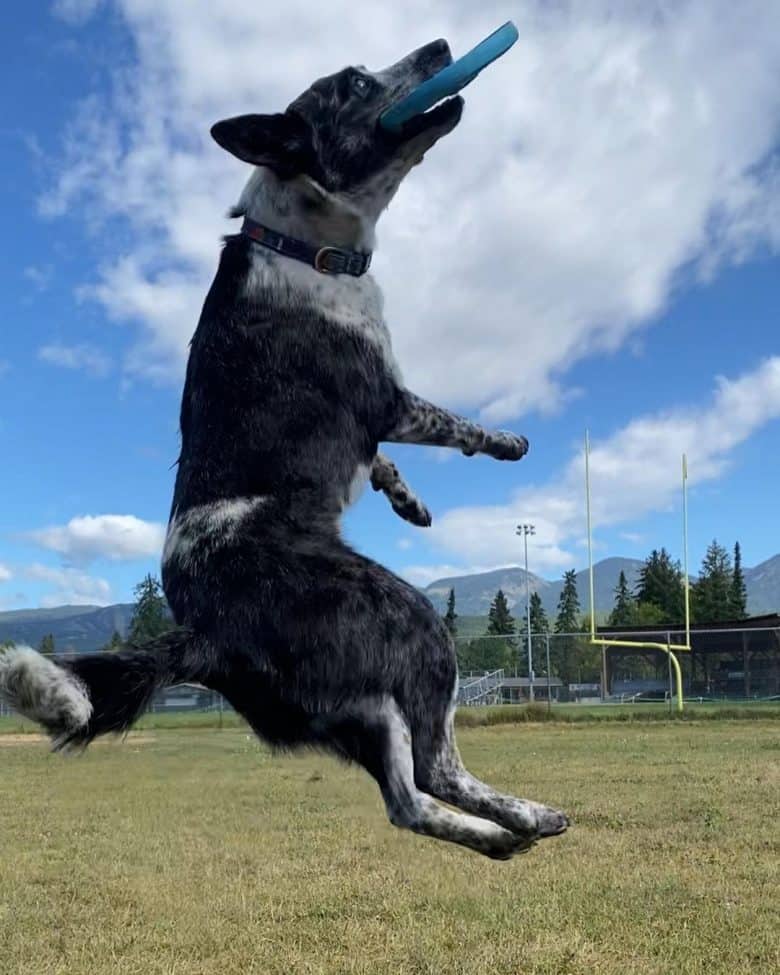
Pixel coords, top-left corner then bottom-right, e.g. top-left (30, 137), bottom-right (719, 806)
top-left (314, 246), bottom-right (347, 275)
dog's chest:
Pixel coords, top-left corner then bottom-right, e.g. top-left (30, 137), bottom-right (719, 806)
top-left (246, 251), bottom-right (402, 384)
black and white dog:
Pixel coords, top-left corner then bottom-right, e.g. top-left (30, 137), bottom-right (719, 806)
top-left (1, 39), bottom-right (568, 858)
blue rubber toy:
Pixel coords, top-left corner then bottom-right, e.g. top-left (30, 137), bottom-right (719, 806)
top-left (380, 22), bottom-right (519, 133)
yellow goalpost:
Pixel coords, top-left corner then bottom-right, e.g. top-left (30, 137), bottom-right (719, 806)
top-left (584, 432), bottom-right (691, 713)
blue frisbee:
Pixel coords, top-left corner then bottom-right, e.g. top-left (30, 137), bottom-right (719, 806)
top-left (380, 22), bottom-right (519, 133)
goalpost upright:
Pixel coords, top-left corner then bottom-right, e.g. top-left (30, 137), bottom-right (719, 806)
top-left (585, 432), bottom-right (691, 713)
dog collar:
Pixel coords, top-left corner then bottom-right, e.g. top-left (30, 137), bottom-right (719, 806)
top-left (241, 217), bottom-right (372, 277)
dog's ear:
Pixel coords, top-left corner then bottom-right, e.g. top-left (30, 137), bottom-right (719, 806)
top-left (210, 113), bottom-right (312, 178)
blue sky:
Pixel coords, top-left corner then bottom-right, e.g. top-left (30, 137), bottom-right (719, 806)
top-left (1, 1), bottom-right (779, 609)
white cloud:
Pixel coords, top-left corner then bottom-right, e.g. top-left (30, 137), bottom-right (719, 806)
top-left (41, 0), bottom-right (780, 416)
top-left (29, 514), bottom-right (166, 564)
top-left (396, 538), bottom-right (413, 551)
top-left (23, 265), bottom-right (53, 292)
top-left (418, 357), bottom-right (780, 573)
top-left (24, 563), bottom-right (112, 607)
top-left (619, 532), bottom-right (645, 545)
top-left (38, 343), bottom-right (112, 377)
top-left (0, 564), bottom-right (12, 583)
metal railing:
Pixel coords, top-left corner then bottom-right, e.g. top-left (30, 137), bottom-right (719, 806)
top-left (457, 670), bottom-right (505, 706)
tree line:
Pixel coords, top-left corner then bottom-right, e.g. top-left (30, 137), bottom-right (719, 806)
top-left (444, 539), bottom-right (749, 685)
top-left (6, 540), bottom-right (750, 673)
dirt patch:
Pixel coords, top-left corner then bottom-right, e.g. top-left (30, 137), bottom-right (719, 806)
top-left (0, 734), bottom-right (47, 745)
top-left (0, 733), bottom-right (156, 746)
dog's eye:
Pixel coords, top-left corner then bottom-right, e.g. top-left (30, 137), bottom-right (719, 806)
top-left (351, 75), bottom-right (371, 98)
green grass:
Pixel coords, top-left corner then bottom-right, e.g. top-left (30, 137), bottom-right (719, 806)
top-left (3, 698), bottom-right (778, 737)
top-left (1, 722), bottom-right (778, 974)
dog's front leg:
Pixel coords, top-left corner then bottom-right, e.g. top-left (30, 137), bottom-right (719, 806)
top-left (371, 453), bottom-right (432, 527)
top-left (386, 390), bottom-right (529, 460)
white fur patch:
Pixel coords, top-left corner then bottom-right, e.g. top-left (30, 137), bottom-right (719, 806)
top-left (0, 646), bottom-right (91, 730)
top-left (244, 250), bottom-right (402, 382)
top-left (346, 461), bottom-right (372, 508)
top-left (162, 496), bottom-right (267, 568)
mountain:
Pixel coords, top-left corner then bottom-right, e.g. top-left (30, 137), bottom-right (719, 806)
top-left (540, 558), bottom-right (644, 620)
top-left (424, 567), bottom-right (550, 617)
top-left (423, 557), bottom-right (645, 619)
top-left (744, 555), bottom-right (780, 614)
top-left (0, 603), bottom-right (135, 653)
top-left (423, 554), bottom-right (778, 619)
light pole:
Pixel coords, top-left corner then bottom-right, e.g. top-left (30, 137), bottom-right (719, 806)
top-left (516, 523), bottom-right (535, 701)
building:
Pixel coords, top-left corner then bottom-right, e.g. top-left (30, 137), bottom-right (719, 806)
top-left (596, 614), bottom-right (780, 699)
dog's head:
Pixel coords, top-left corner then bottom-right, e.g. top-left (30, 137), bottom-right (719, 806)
top-left (211, 39), bottom-right (463, 220)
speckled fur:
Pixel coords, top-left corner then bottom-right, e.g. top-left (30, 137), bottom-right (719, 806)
top-left (3, 40), bottom-right (568, 857)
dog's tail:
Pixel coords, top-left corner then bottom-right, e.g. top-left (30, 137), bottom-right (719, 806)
top-left (0, 629), bottom-right (199, 750)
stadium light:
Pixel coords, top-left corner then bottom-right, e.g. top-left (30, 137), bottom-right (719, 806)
top-left (516, 523), bottom-right (536, 701)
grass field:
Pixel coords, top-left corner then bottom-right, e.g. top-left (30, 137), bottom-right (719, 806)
top-left (1, 721), bottom-right (778, 975)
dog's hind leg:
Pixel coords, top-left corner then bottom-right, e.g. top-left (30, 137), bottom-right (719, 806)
top-left (320, 696), bottom-right (531, 860)
top-left (414, 710), bottom-right (569, 842)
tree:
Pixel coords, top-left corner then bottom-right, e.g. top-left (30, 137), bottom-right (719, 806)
top-left (456, 636), bottom-right (515, 673)
top-left (101, 630), bottom-right (124, 653)
top-left (693, 540), bottom-right (733, 624)
top-left (608, 570), bottom-right (637, 627)
top-left (552, 570), bottom-right (581, 685)
top-left (128, 574), bottom-right (172, 644)
top-left (730, 541), bottom-right (748, 619)
top-left (635, 548), bottom-right (684, 623)
top-left (38, 634), bottom-right (55, 657)
top-left (443, 588), bottom-right (458, 637)
top-left (487, 590), bottom-right (516, 642)
top-left (519, 591), bottom-right (549, 671)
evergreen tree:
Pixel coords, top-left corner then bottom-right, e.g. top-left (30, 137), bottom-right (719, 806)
top-left (37, 633), bottom-right (55, 657)
top-left (528, 591), bottom-right (549, 634)
top-left (635, 548), bottom-right (684, 623)
top-left (101, 630), bottom-right (124, 653)
top-left (487, 589), bottom-right (516, 641)
top-left (128, 574), bottom-right (172, 644)
top-left (456, 636), bottom-right (515, 673)
top-left (552, 570), bottom-right (581, 685)
top-left (729, 541), bottom-right (748, 619)
top-left (443, 588), bottom-right (458, 637)
top-left (693, 540), bottom-right (733, 624)
top-left (519, 591), bottom-right (549, 669)
top-left (608, 571), bottom-right (637, 627)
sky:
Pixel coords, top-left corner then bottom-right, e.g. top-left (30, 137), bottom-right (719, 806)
top-left (1, 0), bottom-right (779, 610)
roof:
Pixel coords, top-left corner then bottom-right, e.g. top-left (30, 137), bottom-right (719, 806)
top-left (596, 614), bottom-right (780, 655)
top-left (501, 676), bottom-right (563, 688)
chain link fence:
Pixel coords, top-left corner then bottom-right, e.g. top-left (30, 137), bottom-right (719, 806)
top-left (454, 624), bottom-right (780, 705)
top-left (2, 623), bottom-right (778, 720)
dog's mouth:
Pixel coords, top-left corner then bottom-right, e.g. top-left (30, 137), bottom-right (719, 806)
top-left (396, 95), bottom-right (464, 140)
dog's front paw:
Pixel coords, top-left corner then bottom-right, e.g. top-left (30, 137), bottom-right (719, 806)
top-left (392, 495), bottom-right (432, 528)
top-left (483, 431), bottom-right (529, 461)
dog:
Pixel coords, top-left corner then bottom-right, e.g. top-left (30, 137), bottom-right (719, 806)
top-left (0, 38), bottom-right (568, 859)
